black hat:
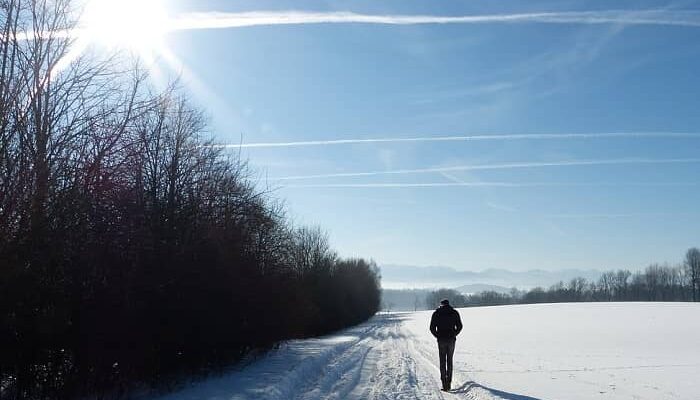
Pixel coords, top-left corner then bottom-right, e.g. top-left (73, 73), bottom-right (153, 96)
top-left (440, 299), bottom-right (449, 305)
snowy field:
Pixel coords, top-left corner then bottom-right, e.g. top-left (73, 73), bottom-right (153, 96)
top-left (157, 303), bottom-right (700, 400)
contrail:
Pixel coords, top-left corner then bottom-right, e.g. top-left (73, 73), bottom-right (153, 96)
top-left (548, 212), bottom-right (700, 218)
top-left (283, 182), bottom-right (537, 188)
top-left (10, 29), bottom-right (75, 41)
top-left (280, 182), bottom-right (700, 188)
top-left (274, 158), bottom-right (700, 180)
top-left (170, 10), bottom-right (700, 31)
top-left (213, 132), bottom-right (700, 149)
top-left (9, 9), bottom-right (700, 43)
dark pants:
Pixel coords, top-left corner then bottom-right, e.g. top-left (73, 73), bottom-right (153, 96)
top-left (437, 338), bottom-right (456, 385)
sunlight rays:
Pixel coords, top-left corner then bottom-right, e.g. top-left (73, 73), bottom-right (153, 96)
top-left (80, 0), bottom-right (170, 54)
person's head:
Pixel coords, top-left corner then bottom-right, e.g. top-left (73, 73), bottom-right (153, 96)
top-left (440, 299), bottom-right (450, 306)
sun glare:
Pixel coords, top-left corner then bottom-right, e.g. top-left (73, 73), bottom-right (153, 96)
top-left (81, 0), bottom-right (170, 53)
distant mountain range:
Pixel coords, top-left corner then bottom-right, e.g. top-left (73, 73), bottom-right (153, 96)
top-left (453, 283), bottom-right (513, 294)
top-left (380, 264), bottom-right (602, 290)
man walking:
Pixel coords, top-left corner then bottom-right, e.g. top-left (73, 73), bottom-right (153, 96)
top-left (429, 299), bottom-right (463, 391)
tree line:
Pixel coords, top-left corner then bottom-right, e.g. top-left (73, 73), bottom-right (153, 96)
top-left (0, 1), bottom-right (380, 399)
top-left (427, 248), bottom-right (700, 308)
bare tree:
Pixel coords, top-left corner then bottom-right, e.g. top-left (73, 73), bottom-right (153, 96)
top-left (290, 225), bottom-right (337, 277)
top-left (598, 271), bottom-right (615, 301)
top-left (568, 277), bottom-right (587, 302)
top-left (1, 3), bottom-right (382, 398)
top-left (613, 269), bottom-right (631, 301)
top-left (644, 264), bottom-right (662, 301)
top-left (685, 247), bottom-right (700, 302)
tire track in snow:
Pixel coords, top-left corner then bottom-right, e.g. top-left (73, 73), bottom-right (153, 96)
top-left (306, 313), bottom-right (500, 400)
top-left (404, 321), bottom-right (506, 400)
top-left (290, 320), bottom-right (383, 399)
top-left (297, 313), bottom-right (425, 399)
top-left (359, 317), bottom-right (425, 399)
top-left (283, 313), bottom-right (503, 400)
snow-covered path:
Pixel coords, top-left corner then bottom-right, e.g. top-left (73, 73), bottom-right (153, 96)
top-left (158, 303), bottom-right (700, 400)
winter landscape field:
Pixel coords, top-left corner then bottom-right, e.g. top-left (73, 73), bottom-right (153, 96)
top-left (157, 302), bottom-right (700, 400)
top-left (5, 1), bottom-right (700, 398)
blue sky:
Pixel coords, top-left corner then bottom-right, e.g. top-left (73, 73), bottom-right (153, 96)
top-left (158, 0), bottom-right (700, 271)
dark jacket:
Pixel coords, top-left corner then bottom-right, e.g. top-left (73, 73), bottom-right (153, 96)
top-left (430, 305), bottom-right (463, 340)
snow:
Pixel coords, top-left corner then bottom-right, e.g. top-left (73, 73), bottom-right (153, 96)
top-left (156, 302), bottom-right (700, 399)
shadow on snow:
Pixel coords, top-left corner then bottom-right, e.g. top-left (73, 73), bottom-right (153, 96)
top-left (453, 381), bottom-right (545, 400)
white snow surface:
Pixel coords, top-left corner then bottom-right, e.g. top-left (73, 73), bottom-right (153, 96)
top-left (157, 302), bottom-right (700, 400)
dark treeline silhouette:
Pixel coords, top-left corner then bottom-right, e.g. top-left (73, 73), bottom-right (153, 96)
top-left (425, 289), bottom-right (467, 309)
top-left (426, 248), bottom-right (700, 308)
top-left (0, 2), bottom-right (380, 399)
top-left (381, 289), bottom-right (432, 311)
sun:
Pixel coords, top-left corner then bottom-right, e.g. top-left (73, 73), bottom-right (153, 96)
top-left (80, 0), bottom-right (170, 54)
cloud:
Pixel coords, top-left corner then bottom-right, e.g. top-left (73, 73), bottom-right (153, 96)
top-left (411, 81), bottom-right (520, 105)
top-left (486, 202), bottom-right (518, 212)
top-left (274, 158), bottom-right (700, 181)
top-left (169, 10), bottom-right (700, 31)
top-left (214, 132), bottom-right (700, 149)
